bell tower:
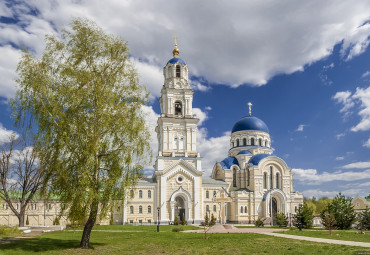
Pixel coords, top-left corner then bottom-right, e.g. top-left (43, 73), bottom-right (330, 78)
top-left (155, 39), bottom-right (199, 159)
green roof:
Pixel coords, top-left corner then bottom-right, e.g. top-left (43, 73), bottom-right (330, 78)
top-left (1, 190), bottom-right (60, 201)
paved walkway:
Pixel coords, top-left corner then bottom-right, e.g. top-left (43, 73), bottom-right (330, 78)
top-left (184, 225), bottom-right (370, 248)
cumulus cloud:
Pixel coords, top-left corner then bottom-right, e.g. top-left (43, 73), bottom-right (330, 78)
top-left (0, 124), bottom-right (18, 144)
top-left (292, 167), bottom-right (370, 185)
top-left (362, 70), bottom-right (370, 78)
top-left (351, 86), bottom-right (370, 132)
top-left (335, 156), bottom-right (344, 161)
top-left (1, 1), bottom-right (370, 99)
top-left (336, 132), bottom-right (346, 140)
top-left (333, 90), bottom-right (355, 118)
top-left (301, 188), bottom-right (366, 199)
top-left (342, 161), bottom-right (370, 169)
top-left (191, 81), bottom-right (210, 92)
top-left (192, 108), bottom-right (208, 126)
top-left (364, 137), bottom-right (370, 148)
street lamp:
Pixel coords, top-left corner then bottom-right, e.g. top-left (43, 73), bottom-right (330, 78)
top-left (157, 207), bottom-right (160, 232)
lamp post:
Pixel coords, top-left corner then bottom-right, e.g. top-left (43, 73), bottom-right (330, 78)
top-left (157, 207), bottom-right (160, 232)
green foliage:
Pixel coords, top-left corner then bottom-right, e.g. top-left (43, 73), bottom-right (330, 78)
top-left (172, 227), bottom-right (184, 232)
top-left (0, 226), bottom-right (22, 237)
top-left (255, 218), bottom-right (264, 227)
top-left (274, 212), bottom-right (288, 227)
top-left (305, 196), bottom-right (332, 214)
top-left (330, 193), bottom-right (356, 230)
top-left (53, 217), bottom-right (60, 225)
top-left (210, 213), bottom-right (216, 226)
top-left (294, 202), bottom-right (314, 229)
top-left (174, 214), bottom-right (179, 225)
top-left (13, 18), bottom-right (151, 247)
top-left (204, 212), bottom-right (209, 226)
top-left (26, 216), bottom-right (29, 225)
top-left (181, 212), bottom-right (186, 225)
top-left (110, 212), bottom-right (114, 225)
top-left (320, 205), bottom-right (337, 235)
top-left (357, 207), bottom-right (370, 232)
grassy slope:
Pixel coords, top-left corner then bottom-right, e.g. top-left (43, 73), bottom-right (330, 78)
top-left (0, 225), bottom-right (368, 254)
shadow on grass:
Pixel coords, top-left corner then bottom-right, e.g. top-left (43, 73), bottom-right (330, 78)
top-left (0, 237), bottom-right (104, 253)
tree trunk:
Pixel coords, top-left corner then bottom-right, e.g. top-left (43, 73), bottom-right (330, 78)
top-left (80, 200), bottom-right (99, 248)
top-left (18, 213), bottom-right (25, 227)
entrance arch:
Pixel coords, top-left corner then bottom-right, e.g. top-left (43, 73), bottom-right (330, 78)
top-left (169, 187), bottom-right (192, 223)
top-left (263, 189), bottom-right (287, 220)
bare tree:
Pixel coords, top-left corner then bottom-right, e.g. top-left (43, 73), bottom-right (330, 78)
top-left (0, 134), bottom-right (43, 227)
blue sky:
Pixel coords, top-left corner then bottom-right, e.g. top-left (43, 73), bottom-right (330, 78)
top-left (0, 0), bottom-right (369, 198)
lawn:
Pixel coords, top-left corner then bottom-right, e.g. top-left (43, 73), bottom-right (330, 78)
top-left (0, 225), bottom-right (369, 254)
top-left (281, 228), bottom-right (370, 243)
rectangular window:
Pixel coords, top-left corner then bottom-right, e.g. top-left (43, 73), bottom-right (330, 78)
top-left (129, 220), bottom-right (133, 224)
top-left (139, 220), bottom-right (142, 224)
top-left (148, 219), bottom-right (151, 224)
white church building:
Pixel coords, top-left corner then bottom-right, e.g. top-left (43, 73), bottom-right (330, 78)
top-left (121, 42), bottom-right (303, 225)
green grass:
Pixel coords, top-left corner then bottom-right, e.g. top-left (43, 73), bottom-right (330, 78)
top-left (0, 225), bottom-right (369, 254)
top-left (281, 229), bottom-right (370, 243)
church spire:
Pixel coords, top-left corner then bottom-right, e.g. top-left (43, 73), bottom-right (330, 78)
top-left (248, 102), bottom-right (252, 116)
top-left (172, 36), bottom-right (180, 58)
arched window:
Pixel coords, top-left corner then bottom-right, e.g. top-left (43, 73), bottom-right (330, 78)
top-left (276, 173), bottom-right (280, 189)
top-left (206, 191), bottom-right (209, 199)
top-left (240, 206), bottom-right (243, 213)
top-left (206, 205), bottom-right (209, 212)
top-left (245, 206), bottom-right (248, 214)
top-left (233, 168), bottom-right (237, 187)
top-left (236, 139), bottom-right (240, 146)
top-left (251, 138), bottom-right (255, 146)
top-left (130, 190), bottom-right (134, 198)
top-left (175, 101), bottom-right (182, 115)
top-left (167, 66), bottom-right (172, 78)
top-left (259, 138), bottom-right (262, 146)
top-left (148, 205), bottom-right (151, 214)
top-left (176, 65), bottom-right (181, 77)
top-left (243, 138), bottom-right (247, 146)
top-left (139, 190), bottom-right (143, 198)
top-left (247, 169), bottom-right (250, 186)
top-left (265, 140), bottom-right (268, 147)
top-left (139, 205), bottom-right (143, 214)
top-left (148, 190), bottom-right (151, 198)
top-left (213, 191), bottom-right (217, 197)
top-left (263, 172), bottom-right (267, 189)
top-left (270, 166), bottom-right (273, 189)
top-left (213, 205), bottom-right (217, 212)
top-left (130, 206), bottom-right (134, 214)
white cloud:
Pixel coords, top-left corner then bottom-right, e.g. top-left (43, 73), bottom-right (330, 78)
top-left (131, 58), bottom-right (163, 101)
top-left (141, 105), bottom-right (160, 171)
top-left (351, 86), bottom-right (370, 132)
top-left (197, 128), bottom-right (231, 175)
top-left (205, 106), bottom-right (212, 111)
top-left (191, 81), bottom-right (210, 92)
top-left (301, 188), bottom-right (366, 199)
top-left (0, 46), bottom-right (22, 99)
top-left (362, 70), bottom-right (370, 78)
top-left (364, 137), bottom-right (370, 148)
top-left (336, 132), bottom-right (346, 140)
top-left (1, 1), bottom-right (370, 99)
top-left (335, 156), bottom-right (344, 161)
top-left (295, 124), bottom-right (306, 132)
top-left (0, 124), bottom-right (18, 144)
top-left (192, 108), bottom-right (208, 126)
top-left (292, 168), bottom-right (370, 185)
top-left (333, 90), bottom-right (355, 118)
top-left (342, 161), bottom-right (370, 169)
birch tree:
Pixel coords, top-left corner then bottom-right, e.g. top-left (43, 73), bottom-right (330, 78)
top-left (12, 18), bottom-right (151, 248)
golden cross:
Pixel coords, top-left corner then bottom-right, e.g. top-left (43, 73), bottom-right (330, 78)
top-left (214, 189), bottom-right (232, 224)
top-left (174, 36), bottom-right (178, 47)
top-left (248, 102), bottom-right (252, 116)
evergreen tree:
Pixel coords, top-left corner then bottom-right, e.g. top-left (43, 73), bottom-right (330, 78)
top-left (26, 216), bottom-right (29, 225)
top-left (13, 18), bottom-right (151, 248)
top-left (274, 212), bottom-right (288, 227)
top-left (320, 210), bottom-right (336, 235)
top-left (210, 213), bottom-right (216, 226)
top-left (357, 207), bottom-right (370, 233)
top-left (255, 218), bottom-right (264, 227)
top-left (330, 193), bottom-right (356, 230)
top-left (294, 203), bottom-right (313, 229)
top-left (174, 214), bottom-right (179, 225)
top-left (181, 212), bottom-right (186, 225)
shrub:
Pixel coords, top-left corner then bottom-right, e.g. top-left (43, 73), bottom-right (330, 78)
top-left (26, 216), bottom-right (29, 225)
top-left (275, 213), bottom-right (288, 227)
top-left (210, 213), bottom-right (216, 226)
top-left (255, 218), bottom-right (264, 227)
top-left (174, 214), bottom-right (179, 225)
top-left (53, 217), bottom-right (60, 225)
top-left (172, 227), bottom-right (184, 232)
top-left (0, 226), bottom-right (21, 237)
top-left (357, 207), bottom-right (370, 233)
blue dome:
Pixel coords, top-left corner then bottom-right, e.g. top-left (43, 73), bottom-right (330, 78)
top-left (232, 116), bottom-right (269, 133)
top-left (237, 150), bottom-right (252, 155)
top-left (167, 57), bottom-right (186, 65)
top-left (220, 157), bottom-right (239, 169)
top-left (248, 154), bottom-right (272, 166)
